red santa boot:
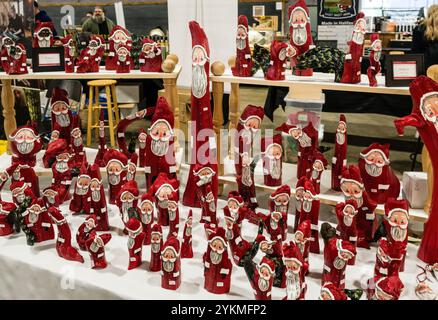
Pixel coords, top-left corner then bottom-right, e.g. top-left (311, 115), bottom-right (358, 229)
top-left (62, 35), bottom-right (75, 73)
top-left (150, 224), bottom-right (163, 272)
top-left (319, 283), bottom-right (348, 300)
top-left (148, 172), bottom-right (179, 227)
top-left (161, 236), bottom-right (182, 290)
top-left (309, 150), bottom-right (328, 194)
top-left (282, 241), bottom-right (308, 300)
top-left (367, 276), bottom-right (404, 300)
top-left (244, 256), bottom-right (275, 300)
top-left (116, 180), bottom-right (139, 228)
top-left (293, 176), bottom-right (308, 232)
top-left (89, 164), bottom-right (109, 231)
top-left (262, 134), bottom-right (283, 187)
top-left (139, 38), bottom-right (163, 72)
top-left (76, 214), bottom-right (97, 251)
top-left (232, 15), bottom-right (253, 77)
top-left (104, 149), bottom-right (128, 204)
top-left (126, 218), bottom-right (145, 270)
top-left (331, 114), bottom-right (348, 191)
top-left (300, 180), bottom-right (320, 254)
top-left (336, 200), bottom-right (359, 265)
top-left (32, 22), bottom-right (55, 48)
top-left (106, 26), bottom-right (133, 70)
top-left (181, 210), bottom-right (193, 259)
top-left (367, 34), bottom-right (382, 87)
top-left (70, 162), bottom-right (91, 214)
top-left (322, 238), bottom-right (356, 289)
top-left (85, 231), bottom-right (112, 269)
top-left (139, 194), bottom-right (155, 245)
top-left (167, 192), bottom-right (180, 239)
top-left (266, 41), bottom-right (290, 80)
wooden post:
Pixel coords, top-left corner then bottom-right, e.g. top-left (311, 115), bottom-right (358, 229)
top-left (212, 81), bottom-right (224, 195)
top-left (163, 77), bottom-right (180, 151)
top-left (1, 79), bottom-right (16, 153)
top-left (228, 83), bottom-right (240, 160)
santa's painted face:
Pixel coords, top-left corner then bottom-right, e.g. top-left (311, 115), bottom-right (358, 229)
top-left (90, 179), bottom-right (101, 202)
top-left (311, 160), bottom-right (324, 179)
top-left (209, 238), bottom-right (225, 265)
top-left (12, 128), bottom-right (37, 155)
top-left (37, 28), bottom-right (52, 47)
top-left (285, 259), bottom-right (301, 274)
top-left (270, 211), bottom-right (281, 230)
top-left (342, 204), bottom-right (357, 227)
top-left (319, 290), bottom-right (334, 300)
top-left (162, 248), bottom-right (177, 272)
top-left (206, 192), bottom-right (216, 212)
top-left (167, 200), bottom-right (178, 221)
top-left (55, 153), bottom-right (71, 172)
top-left (290, 8), bottom-right (308, 46)
top-left (260, 241), bottom-right (273, 254)
top-left (421, 94), bottom-right (438, 130)
top-left (52, 101), bottom-right (70, 128)
top-left (375, 285), bottom-right (394, 300)
top-left (43, 189), bottom-right (57, 204)
top-left (111, 30), bottom-right (129, 45)
top-left (142, 43), bottom-right (156, 58)
top-left (236, 26), bottom-right (247, 50)
top-left (290, 128), bottom-right (311, 148)
top-left (287, 45), bottom-right (297, 59)
top-left (107, 160), bottom-right (124, 185)
top-left (341, 181), bottom-right (363, 207)
top-left (302, 190), bottom-right (314, 212)
top-left (12, 46), bottom-right (24, 59)
top-left (2, 37), bottom-right (14, 50)
top-left (76, 175), bottom-right (91, 195)
top-left (138, 132), bottom-right (147, 149)
top-left (85, 218), bottom-right (96, 230)
top-left (267, 144), bottom-right (282, 160)
top-left (0, 171), bottom-right (8, 182)
top-left (336, 122), bottom-right (346, 145)
top-left (196, 167), bottom-right (215, 186)
top-left (28, 204), bottom-right (42, 223)
top-left (294, 231), bottom-right (307, 253)
top-left (88, 40), bottom-right (100, 55)
top-left (151, 232), bottom-right (162, 253)
top-left (149, 120), bottom-right (172, 156)
top-left (140, 200), bottom-right (154, 224)
top-left (12, 187), bottom-right (26, 204)
top-left (227, 199), bottom-right (240, 219)
top-left (192, 45), bottom-right (208, 99)
top-left (352, 19), bottom-right (366, 45)
top-left (244, 117), bottom-right (261, 132)
top-left (157, 185), bottom-right (174, 209)
top-left (117, 47), bottom-right (129, 62)
top-left (387, 210), bottom-right (409, 242)
top-left (373, 40), bottom-right (382, 61)
top-left (363, 150), bottom-right (387, 177)
top-left (273, 194), bottom-right (289, 213)
top-left (71, 128), bottom-right (83, 147)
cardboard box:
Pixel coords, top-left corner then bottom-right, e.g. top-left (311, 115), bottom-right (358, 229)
top-left (402, 171), bottom-right (428, 209)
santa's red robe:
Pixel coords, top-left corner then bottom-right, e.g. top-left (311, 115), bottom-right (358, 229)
top-left (127, 228), bottom-right (145, 270)
top-left (336, 200), bottom-right (358, 265)
top-left (355, 192), bottom-right (378, 249)
top-left (232, 15), bottom-right (253, 77)
top-left (299, 182), bottom-right (320, 254)
top-left (374, 238), bottom-right (406, 281)
top-left (203, 249), bottom-right (233, 294)
top-left (139, 38), bottom-right (162, 72)
top-left (85, 231), bottom-right (112, 269)
top-left (367, 34), bottom-right (382, 87)
top-left (105, 26), bottom-right (133, 71)
top-left (181, 215), bottom-right (193, 259)
top-left (266, 41), bottom-right (289, 81)
top-left (331, 115), bottom-right (348, 191)
top-left (0, 201), bottom-right (16, 236)
top-left (62, 36), bottom-right (75, 73)
top-left (23, 199), bottom-right (54, 243)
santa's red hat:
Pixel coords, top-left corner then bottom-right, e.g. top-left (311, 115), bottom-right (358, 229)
top-left (104, 149), bottom-right (128, 167)
top-left (354, 12), bottom-right (366, 26)
top-left (151, 223), bottom-right (162, 235)
top-left (108, 25), bottom-right (132, 41)
top-left (339, 114), bottom-right (347, 126)
top-left (51, 87), bottom-right (70, 107)
top-left (296, 219), bottom-right (311, 239)
top-left (321, 283), bottom-right (348, 300)
top-left (140, 193), bottom-right (155, 205)
top-left (259, 256), bottom-right (275, 274)
top-left (10, 180), bottom-right (33, 195)
top-left (296, 176), bottom-right (308, 190)
top-left (62, 34), bottom-right (74, 46)
top-left (409, 76), bottom-right (438, 114)
top-left (282, 240), bottom-right (304, 264)
top-left (34, 22), bottom-right (55, 36)
top-left (240, 105), bottom-right (265, 124)
top-left (128, 153), bottom-right (138, 167)
top-left (270, 185), bottom-right (291, 200)
top-left (141, 37), bottom-right (156, 47)
top-left (151, 96), bottom-right (174, 129)
top-left (119, 180), bottom-right (139, 198)
top-left (370, 33), bottom-right (380, 46)
top-left (189, 20), bottom-right (210, 58)
top-left (162, 236), bottom-right (180, 256)
top-left (269, 40), bottom-right (289, 60)
top-left (208, 226), bottom-right (227, 244)
top-left (341, 165), bottom-right (363, 187)
top-left (70, 115), bottom-right (81, 133)
top-left (228, 191), bottom-right (244, 206)
top-left (43, 139), bottom-right (71, 167)
top-left (336, 239), bottom-right (356, 257)
top-left (304, 180), bottom-right (317, 197)
top-left (90, 35), bottom-right (104, 47)
top-left (151, 172), bottom-right (179, 196)
top-left (168, 191), bottom-right (179, 204)
top-left (89, 163), bottom-right (102, 181)
top-left (85, 214), bottom-right (98, 225)
top-left (310, 150), bottom-right (328, 169)
top-left (375, 276), bottom-right (404, 299)
top-left (78, 161), bottom-right (90, 178)
top-left (262, 134), bottom-right (283, 154)
top-left (237, 15), bottom-right (249, 32)
top-left (193, 164), bottom-right (216, 177)
top-left (384, 198), bottom-right (410, 220)
top-left (9, 124), bottom-right (39, 142)
top-left (125, 217), bottom-right (142, 233)
top-left (288, 0), bottom-right (310, 23)
top-left (360, 143), bottom-right (390, 164)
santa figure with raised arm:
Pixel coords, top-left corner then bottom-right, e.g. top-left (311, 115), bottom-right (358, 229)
top-left (232, 15), bottom-right (252, 77)
top-left (340, 165), bottom-right (377, 249)
top-left (50, 88), bottom-right (73, 141)
top-left (115, 45), bottom-right (131, 73)
top-left (223, 191), bottom-right (246, 232)
top-left (299, 180), bottom-right (320, 254)
top-left (336, 200), bottom-right (359, 265)
top-left (148, 172), bottom-right (179, 226)
top-left (269, 185), bottom-right (291, 228)
top-left (367, 33), bottom-right (382, 87)
top-left (33, 22), bottom-right (54, 48)
top-left (106, 25), bottom-right (133, 70)
top-left (265, 41), bottom-right (291, 81)
top-left (203, 227), bottom-right (233, 294)
top-left (331, 114), bottom-right (348, 191)
top-left (88, 164), bottom-right (109, 230)
top-left (367, 276), bottom-right (404, 300)
top-left (76, 214), bottom-right (97, 251)
top-left (139, 193), bottom-right (155, 245)
top-left (104, 149), bottom-right (128, 204)
top-left (322, 237), bottom-right (356, 289)
top-left (22, 197), bottom-right (54, 243)
top-left (85, 231), bottom-right (112, 269)
top-left (243, 256), bottom-right (275, 300)
top-left (373, 238), bottom-right (406, 281)
top-left (144, 97), bottom-right (177, 188)
top-left (69, 162), bottom-right (91, 214)
top-left (116, 180), bottom-right (140, 228)
top-left (7, 44), bottom-right (28, 75)
top-left (10, 181), bottom-right (34, 207)
top-left (259, 238), bottom-right (285, 288)
top-left (227, 220), bottom-right (264, 267)
top-left (150, 223), bottom-right (163, 272)
top-left (126, 217), bottom-right (145, 270)
top-left (309, 150), bottom-right (328, 194)
top-left (62, 35), bottom-right (75, 73)
top-left (161, 236), bottom-right (181, 290)
top-left (261, 210), bottom-right (287, 243)
top-left (341, 12), bottom-right (367, 84)
top-left (181, 210), bottom-right (193, 258)
top-left (293, 176), bottom-right (308, 231)
top-left (76, 35), bottom-right (104, 73)
top-left (358, 143), bottom-right (400, 204)
top-left (139, 38), bottom-right (162, 72)
top-left (262, 134), bottom-right (283, 187)
top-left (288, 0), bottom-right (314, 76)
top-left (166, 192), bottom-right (180, 239)
top-left (70, 116), bottom-right (87, 168)
top-left (282, 240), bottom-right (308, 300)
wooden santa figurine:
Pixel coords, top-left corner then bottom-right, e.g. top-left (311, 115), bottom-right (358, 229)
top-left (115, 45), bottom-right (131, 73)
top-left (147, 172), bottom-right (179, 226)
top-left (139, 193), bottom-right (155, 245)
top-left (0, 36), bottom-right (14, 73)
top-left (126, 218), bottom-right (145, 270)
top-left (76, 214), bottom-right (97, 251)
top-left (322, 237), bottom-right (356, 289)
top-left (88, 164), bottom-right (109, 231)
top-left (373, 238), bottom-right (406, 281)
top-left (116, 180), bottom-right (139, 228)
top-left (181, 210), bottom-right (194, 259)
top-left (85, 231), bottom-right (112, 269)
top-left (192, 165), bottom-right (217, 225)
top-left (223, 191), bottom-right (246, 232)
top-left (294, 219), bottom-right (311, 267)
top-left (7, 44), bottom-right (28, 75)
top-left (293, 176), bottom-right (308, 231)
top-left (166, 192), bottom-right (180, 239)
top-left (161, 236), bottom-right (182, 290)
top-left (367, 33), bottom-right (382, 87)
top-left (336, 200), bottom-right (359, 265)
top-left (265, 41), bottom-right (290, 81)
top-left (300, 180), bottom-right (321, 254)
top-left (309, 150), bottom-right (328, 194)
top-left (150, 223), bottom-right (164, 272)
top-left (33, 22), bottom-right (55, 48)
top-left (367, 276), bottom-right (404, 300)
top-left (282, 240), bottom-right (308, 300)
top-left (106, 25), bottom-right (133, 70)
top-left (232, 15), bottom-right (253, 77)
top-left (76, 35), bottom-right (104, 73)
top-left (262, 134), bottom-right (283, 186)
top-left (243, 256), bottom-right (276, 300)
top-left (331, 114), bottom-right (348, 191)
top-left (69, 162), bottom-right (91, 214)
top-left (70, 116), bottom-right (87, 168)
top-left (22, 197), bottom-right (54, 244)
top-left (49, 88), bottom-right (73, 141)
top-left (269, 185), bottom-right (291, 230)
top-left (62, 35), bottom-right (76, 73)
top-left (139, 38), bottom-right (163, 72)
top-left (104, 149), bottom-right (128, 204)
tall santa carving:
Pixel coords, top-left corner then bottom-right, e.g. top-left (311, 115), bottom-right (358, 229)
top-left (282, 241), bottom-right (308, 300)
top-left (336, 200), bottom-right (359, 265)
top-left (50, 88), bottom-right (73, 141)
top-left (367, 34), bottom-right (382, 87)
top-left (232, 15), bottom-right (253, 77)
top-left (309, 150), bottom-right (328, 194)
top-left (126, 218), bottom-right (145, 270)
top-left (300, 180), bottom-right (321, 254)
top-left (266, 41), bottom-right (291, 81)
top-left (262, 134), bottom-right (283, 186)
top-left (62, 35), bottom-right (76, 73)
top-left (139, 193), bottom-right (155, 245)
top-left (331, 114), bottom-right (348, 191)
top-left (161, 236), bottom-right (181, 290)
top-left (139, 38), bottom-right (162, 72)
top-left (88, 164), bottom-right (109, 231)
top-left (7, 44), bottom-right (28, 75)
top-left (183, 21), bottom-right (218, 208)
top-left (106, 25), bottom-right (133, 70)
top-left (150, 223), bottom-right (164, 272)
top-left (147, 172), bottom-right (179, 226)
top-left (104, 149), bottom-right (128, 204)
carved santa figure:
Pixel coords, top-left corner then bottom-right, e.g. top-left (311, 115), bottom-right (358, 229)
top-left (331, 114), bottom-right (348, 191)
top-left (294, 219), bottom-right (311, 266)
top-left (23, 198), bottom-right (54, 244)
top-left (0, 200), bottom-right (15, 236)
top-left (282, 240), bottom-right (308, 300)
top-left (266, 41), bottom-right (290, 81)
top-left (261, 210), bottom-right (287, 243)
top-left (299, 180), bottom-right (320, 254)
top-left (70, 117), bottom-right (87, 168)
top-left (116, 180), bottom-right (140, 228)
top-left (115, 45), bottom-right (131, 73)
top-left (138, 129), bottom-right (147, 167)
top-left (183, 21), bottom-right (219, 208)
top-left (139, 193), bottom-right (155, 245)
top-left (7, 44), bottom-right (28, 75)
top-left (88, 164), bottom-right (109, 231)
top-left (150, 223), bottom-right (163, 272)
top-left (94, 121), bottom-right (108, 167)
top-left (126, 153), bottom-right (138, 182)
top-left (269, 185), bottom-right (290, 229)
top-left (232, 15), bottom-right (252, 77)
top-left (50, 88), bottom-right (73, 141)
top-left (259, 238), bottom-right (285, 288)
top-left (106, 25), bottom-right (133, 70)
top-left (191, 164), bottom-right (215, 223)
top-left (76, 214), bottom-right (97, 251)
top-left (309, 150), bottom-right (328, 194)
top-left (76, 35), bottom-right (104, 73)
top-left (116, 108), bottom-right (149, 160)
top-left (104, 149), bottom-right (128, 204)
top-left (0, 36), bottom-right (14, 73)
top-left (10, 181), bottom-right (34, 207)
top-left (181, 210), bottom-right (193, 259)
top-left (322, 237), bottom-right (356, 289)
top-left (262, 134), bottom-right (283, 186)
top-left (144, 97), bottom-right (177, 188)
top-left (384, 198), bottom-right (409, 246)
top-left (319, 282), bottom-right (348, 300)
top-left (340, 165), bottom-right (377, 249)
top-left (161, 236), bottom-right (181, 290)
top-left (203, 227), bottom-right (233, 294)
top-left (335, 200), bottom-right (359, 265)
top-left (126, 218), bottom-right (145, 270)
top-left (42, 186), bottom-right (60, 208)
top-left (288, 0), bottom-right (314, 76)
top-left (373, 238), bottom-right (406, 281)
top-left (243, 256), bottom-right (275, 300)
top-left (167, 192), bottom-right (180, 239)
top-left (33, 22), bottom-right (54, 48)
top-left (139, 38), bottom-right (162, 72)
top-left (223, 191), bottom-right (246, 232)
top-left (341, 12), bottom-right (366, 84)
top-left (148, 172), bottom-right (179, 226)
top-left (227, 220), bottom-right (264, 267)
top-left (47, 207), bottom-right (84, 263)
top-left (358, 143), bottom-right (400, 204)
top-left (367, 34), bottom-right (382, 87)
top-left (62, 35), bottom-right (76, 73)
top-left (8, 125), bottom-right (42, 197)
top-left (85, 231), bottom-right (112, 269)
top-left (293, 176), bottom-right (308, 231)
top-left (69, 162), bottom-right (91, 214)
top-left (367, 276), bottom-right (404, 300)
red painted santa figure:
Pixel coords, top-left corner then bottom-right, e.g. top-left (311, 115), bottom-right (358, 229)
top-left (42, 186), bottom-right (60, 208)
top-left (266, 41), bottom-right (291, 81)
top-left (293, 176), bottom-right (308, 231)
top-left (69, 162), bottom-right (91, 214)
top-left (161, 236), bottom-right (182, 290)
top-left (373, 237), bottom-right (406, 281)
top-left (193, 165), bottom-right (217, 225)
top-left (262, 134), bottom-right (283, 186)
top-left (47, 207), bottom-right (84, 263)
top-left (106, 25), bottom-right (133, 71)
top-left (243, 256), bottom-right (275, 300)
top-left (276, 122), bottom-right (318, 179)
top-left (288, 0), bottom-right (314, 76)
top-left (394, 76), bottom-right (438, 264)
top-left (319, 282), bottom-right (348, 300)
top-left (183, 21), bottom-right (218, 208)
top-left (0, 200), bottom-right (15, 236)
top-left (260, 210), bottom-right (287, 243)
top-left (294, 219), bottom-right (311, 267)
top-left (7, 44), bottom-right (28, 75)
top-left (126, 217), bottom-right (145, 270)
top-left (50, 88), bottom-right (73, 141)
top-left (147, 172), bottom-right (179, 226)
top-left (104, 149), bottom-right (128, 204)
top-left (232, 15), bottom-right (253, 77)
top-left (299, 180), bottom-right (320, 254)
top-left (138, 129), bottom-right (147, 167)
top-left (94, 121), bottom-right (108, 167)
top-left (167, 192), bottom-right (180, 239)
top-left (340, 165), bottom-right (377, 249)
top-left (116, 180), bottom-right (139, 228)
top-left (309, 150), bottom-right (328, 194)
top-left (76, 214), bottom-right (97, 251)
top-left (62, 35), bottom-right (76, 73)
top-left (203, 227), bottom-right (233, 294)
top-left (269, 184), bottom-right (291, 216)
top-left (85, 231), bottom-right (112, 269)
top-left (341, 12), bottom-right (367, 84)
top-left (76, 35), bottom-right (104, 73)
top-left (367, 34), bottom-right (382, 87)
top-left (23, 198), bottom-right (54, 243)
top-left (70, 116), bottom-right (87, 168)
top-left (367, 275), bottom-right (404, 300)
top-left (139, 193), bottom-right (155, 245)
top-left (33, 22), bottom-right (55, 48)
top-left (139, 38), bottom-right (162, 72)
top-left (331, 114), bottom-right (348, 191)
top-left (8, 124), bottom-right (42, 197)
top-left (259, 237), bottom-right (285, 288)
top-left (115, 45), bottom-right (131, 73)
top-left (126, 153), bottom-right (138, 182)
top-left (335, 200), bottom-right (359, 265)
top-left (322, 237), bottom-right (356, 289)
top-left (116, 109), bottom-right (150, 160)
top-left (282, 240), bottom-right (308, 300)
top-left (88, 164), bottom-right (109, 231)
top-left (181, 210), bottom-right (193, 259)
top-left (0, 36), bottom-right (14, 73)
top-left (199, 184), bottom-right (218, 227)
top-left (150, 223), bottom-right (163, 272)
top-left (358, 143), bottom-right (400, 204)
top-left (10, 181), bottom-right (34, 207)
top-left (144, 97), bottom-right (177, 188)
top-left (223, 191), bottom-right (246, 232)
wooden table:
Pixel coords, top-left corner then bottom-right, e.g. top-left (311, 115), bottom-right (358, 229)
top-left (0, 65), bottom-right (182, 151)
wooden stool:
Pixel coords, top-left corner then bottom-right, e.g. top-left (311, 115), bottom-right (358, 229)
top-left (86, 79), bottom-right (120, 147)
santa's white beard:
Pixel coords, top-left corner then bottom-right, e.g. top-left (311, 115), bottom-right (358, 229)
top-left (89, 48), bottom-right (97, 56)
top-left (92, 190), bottom-right (101, 202)
top-left (236, 38), bottom-right (246, 50)
top-left (16, 141), bottom-right (34, 154)
top-left (140, 213), bottom-right (150, 225)
top-left (163, 261), bottom-right (175, 273)
top-left (374, 51), bottom-right (381, 62)
top-left (346, 195), bottom-right (363, 208)
top-left (169, 209), bottom-right (177, 221)
top-left (208, 201), bottom-right (216, 212)
top-left (139, 141), bottom-right (146, 149)
top-left (311, 169), bottom-right (319, 180)
top-left (270, 218), bottom-right (278, 230)
top-left (242, 166), bottom-right (252, 187)
top-left (343, 215), bottom-right (353, 227)
top-left (127, 237), bottom-right (135, 249)
top-left (29, 212), bottom-right (38, 224)
top-left (229, 208), bottom-right (239, 220)
top-left (303, 200), bottom-right (312, 212)
top-left (192, 64), bottom-right (208, 99)
top-left (89, 240), bottom-right (101, 253)
top-left (295, 199), bottom-right (302, 211)
top-left (46, 196), bottom-right (55, 204)
top-left (151, 242), bottom-right (161, 253)
top-left (416, 287), bottom-right (437, 300)
top-left (56, 160), bottom-right (69, 173)
top-left (276, 204), bottom-right (288, 213)
top-left (336, 132), bottom-right (345, 145)
top-left (158, 200), bottom-right (168, 209)
top-left (122, 202), bottom-right (133, 222)
top-left (16, 194), bottom-right (25, 204)
top-left (73, 137), bottom-right (82, 147)
top-left (108, 174), bottom-right (120, 185)
top-left (185, 227), bottom-right (192, 237)
top-left (270, 159), bottom-right (281, 180)
top-left (76, 186), bottom-right (88, 196)
top-left (297, 242), bottom-right (305, 254)
top-left (365, 163), bottom-right (383, 177)
top-left (38, 38), bottom-right (50, 48)
top-left (56, 113), bottom-right (70, 128)
top-left (352, 32), bottom-right (365, 45)
top-left (241, 128), bottom-right (252, 143)
top-left (258, 277), bottom-right (270, 292)
top-left (298, 133), bottom-right (312, 148)
top-left (286, 270), bottom-right (301, 300)
top-left (144, 51), bottom-right (156, 59)
top-left (333, 257), bottom-right (347, 270)
top-left (292, 26), bottom-right (307, 46)
top-left (391, 226), bottom-right (407, 242)
top-left (118, 55), bottom-right (127, 62)
top-left (225, 228), bottom-right (233, 240)
top-left (126, 172), bottom-right (134, 181)
top-left (210, 250), bottom-right (223, 265)
top-left (151, 139), bottom-right (169, 157)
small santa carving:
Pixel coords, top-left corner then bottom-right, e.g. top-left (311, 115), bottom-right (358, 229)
top-left (293, 176), bottom-right (308, 232)
top-left (70, 117), bottom-right (87, 168)
top-left (223, 191), bottom-right (246, 232)
top-left (10, 181), bottom-right (34, 207)
top-left (88, 164), bottom-right (109, 231)
top-left (150, 223), bottom-right (164, 272)
top-left (282, 240), bottom-right (308, 300)
top-left (373, 238), bottom-right (406, 281)
top-left (243, 256), bottom-right (275, 300)
top-left (126, 154), bottom-right (138, 182)
top-left (232, 15), bottom-right (253, 77)
top-left (0, 200), bottom-right (16, 236)
top-left (33, 22), bottom-right (55, 48)
top-left (76, 35), bottom-right (104, 73)
top-left (7, 44), bottom-right (28, 75)
top-left (367, 34), bottom-right (382, 87)
top-left (94, 121), bottom-right (108, 167)
top-left (367, 276), bottom-right (404, 300)
top-left (115, 45), bottom-right (131, 73)
top-left (138, 194), bottom-right (155, 245)
top-left (22, 198), bottom-right (54, 244)
top-left (261, 210), bottom-right (287, 243)
top-left (265, 41), bottom-right (292, 81)
top-left (262, 134), bottom-right (283, 186)
top-left (299, 180), bottom-right (321, 254)
top-left (193, 165), bottom-right (217, 225)
top-left (166, 192), bottom-right (180, 239)
top-left (138, 129), bottom-right (147, 167)
top-left (76, 214), bottom-right (97, 251)
top-left (0, 36), bottom-right (15, 73)
top-left (161, 236), bottom-right (182, 290)
top-left (259, 238), bottom-right (285, 288)
top-left (62, 35), bottom-right (76, 73)
top-left (106, 25), bottom-right (133, 71)
top-left (147, 172), bottom-right (179, 227)
top-left (294, 219), bottom-right (311, 267)
top-left (85, 231), bottom-right (112, 269)
top-left (126, 218), bottom-right (145, 270)
top-left (309, 150), bottom-right (328, 194)
top-left (104, 149), bottom-right (128, 205)
top-left (181, 210), bottom-right (193, 259)
top-left (331, 114), bottom-right (348, 191)
top-left (49, 88), bottom-right (73, 141)
top-left (139, 38), bottom-right (162, 72)
top-left (322, 237), bottom-right (356, 289)
top-left (269, 185), bottom-right (291, 230)
top-left (69, 162), bottom-right (91, 214)
top-left (116, 180), bottom-right (140, 228)
top-left (336, 200), bottom-right (359, 265)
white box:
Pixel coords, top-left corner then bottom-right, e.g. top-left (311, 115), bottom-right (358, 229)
top-left (115, 84), bottom-right (141, 104)
top-left (402, 172), bottom-right (428, 209)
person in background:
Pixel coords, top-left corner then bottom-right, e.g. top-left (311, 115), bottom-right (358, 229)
top-left (81, 6), bottom-right (115, 36)
top-left (8, 5), bottom-right (24, 40)
top-left (81, 11), bottom-right (93, 25)
top-left (412, 4), bottom-right (438, 71)
top-left (34, 0), bottom-right (57, 35)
